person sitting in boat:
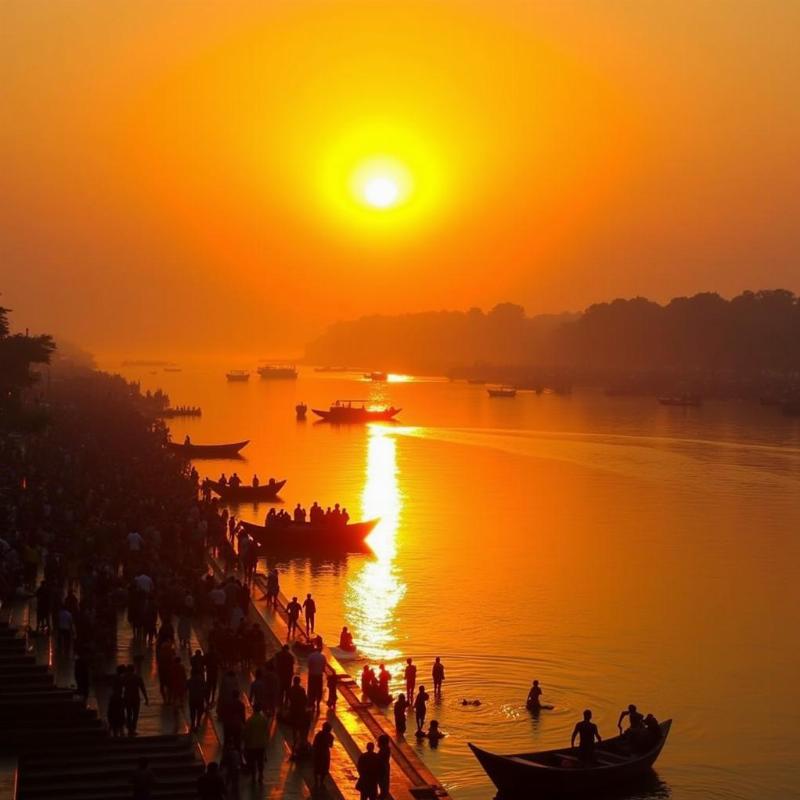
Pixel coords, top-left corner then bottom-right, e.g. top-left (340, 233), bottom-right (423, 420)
top-left (332, 503), bottom-right (342, 524)
top-left (527, 679), bottom-right (543, 710)
top-left (571, 709), bottom-right (601, 761)
top-left (184, 434), bottom-right (191, 446)
top-left (268, 477), bottom-right (276, 488)
top-left (617, 704), bottom-right (644, 737)
top-left (642, 713), bottom-right (662, 750)
top-left (310, 502), bottom-right (322, 525)
top-left (341, 507), bottom-right (350, 525)
top-left (218, 473), bottom-right (228, 487)
top-left (229, 472), bottom-right (242, 489)
top-left (252, 474), bottom-right (259, 488)
top-left (265, 508), bottom-right (277, 528)
top-left (339, 627), bottom-right (354, 652)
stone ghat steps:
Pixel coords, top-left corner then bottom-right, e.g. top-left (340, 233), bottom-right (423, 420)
top-left (17, 738), bottom-right (202, 800)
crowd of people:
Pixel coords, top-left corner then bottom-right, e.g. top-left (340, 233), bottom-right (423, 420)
top-left (264, 502), bottom-right (351, 529)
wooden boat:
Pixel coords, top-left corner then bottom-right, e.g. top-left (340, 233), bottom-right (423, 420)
top-left (209, 479), bottom-right (285, 501)
top-left (167, 440), bottom-right (249, 458)
top-left (469, 719), bottom-right (672, 797)
top-left (312, 401), bottom-right (400, 424)
top-left (159, 406), bottom-right (202, 418)
top-left (488, 385), bottom-right (517, 398)
top-left (258, 364), bottom-right (298, 379)
top-left (226, 370), bottom-right (250, 382)
top-left (658, 394), bottom-right (701, 406)
top-left (240, 518), bottom-right (379, 553)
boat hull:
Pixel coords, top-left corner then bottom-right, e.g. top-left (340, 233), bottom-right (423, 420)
top-left (312, 408), bottom-right (400, 423)
top-left (240, 518), bottom-right (379, 553)
top-left (470, 720), bottom-right (671, 797)
top-left (209, 479), bottom-right (285, 501)
top-left (167, 440), bottom-right (249, 459)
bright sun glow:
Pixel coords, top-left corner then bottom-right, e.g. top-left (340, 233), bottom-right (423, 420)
top-left (362, 176), bottom-right (400, 209)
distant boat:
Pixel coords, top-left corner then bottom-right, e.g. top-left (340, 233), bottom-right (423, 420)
top-left (208, 479), bottom-right (285, 501)
top-left (312, 401), bottom-right (401, 424)
top-left (470, 719), bottom-right (672, 797)
top-left (488, 385), bottom-right (517, 398)
top-left (241, 518), bottom-right (379, 553)
top-left (658, 394), bottom-right (702, 407)
top-left (258, 364), bottom-right (298, 379)
top-left (364, 371), bottom-right (387, 382)
top-left (158, 406), bottom-right (202, 418)
top-left (167, 440), bottom-right (249, 458)
top-left (296, 402), bottom-right (308, 420)
top-left (226, 370), bottom-right (250, 382)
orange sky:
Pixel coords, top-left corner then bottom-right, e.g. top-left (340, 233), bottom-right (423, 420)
top-left (1, 0), bottom-right (798, 357)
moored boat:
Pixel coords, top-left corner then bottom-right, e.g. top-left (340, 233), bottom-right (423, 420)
top-left (226, 370), bottom-right (250, 382)
top-left (208, 479), bottom-right (285, 501)
top-left (469, 719), bottom-right (672, 797)
top-left (312, 401), bottom-right (400, 424)
top-left (241, 517), bottom-right (379, 553)
top-left (258, 364), bottom-right (298, 379)
top-left (167, 440), bottom-right (249, 458)
top-left (488, 385), bottom-right (517, 398)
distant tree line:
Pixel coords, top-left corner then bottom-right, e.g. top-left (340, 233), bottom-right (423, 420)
top-left (306, 290), bottom-right (800, 390)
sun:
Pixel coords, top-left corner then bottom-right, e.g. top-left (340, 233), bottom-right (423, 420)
top-left (363, 176), bottom-right (400, 209)
top-left (350, 156), bottom-right (412, 213)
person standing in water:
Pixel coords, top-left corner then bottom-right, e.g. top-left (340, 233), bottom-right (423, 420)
top-left (571, 709), bottom-right (602, 761)
top-left (303, 593), bottom-right (317, 635)
top-left (286, 596), bottom-right (302, 639)
top-left (414, 686), bottom-right (429, 732)
top-left (404, 658), bottom-right (417, 702)
top-left (527, 679), bottom-right (543, 710)
top-left (393, 693), bottom-right (408, 736)
top-left (432, 657), bottom-right (445, 696)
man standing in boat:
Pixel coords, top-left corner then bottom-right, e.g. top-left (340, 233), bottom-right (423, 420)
top-left (571, 709), bottom-right (602, 761)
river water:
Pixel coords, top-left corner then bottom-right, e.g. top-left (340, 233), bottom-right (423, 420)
top-left (114, 362), bottom-right (800, 800)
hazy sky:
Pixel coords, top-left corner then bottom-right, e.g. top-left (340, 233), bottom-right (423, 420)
top-left (1, 0), bottom-right (798, 357)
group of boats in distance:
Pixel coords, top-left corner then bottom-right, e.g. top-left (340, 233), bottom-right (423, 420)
top-left (226, 364), bottom-right (298, 381)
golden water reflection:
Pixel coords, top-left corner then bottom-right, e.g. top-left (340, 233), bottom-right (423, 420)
top-left (345, 424), bottom-right (406, 661)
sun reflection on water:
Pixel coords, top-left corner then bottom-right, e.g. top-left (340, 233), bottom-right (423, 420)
top-left (345, 424), bottom-right (406, 661)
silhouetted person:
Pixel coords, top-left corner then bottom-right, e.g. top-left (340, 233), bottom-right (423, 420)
top-left (221, 689), bottom-right (245, 750)
top-left (243, 703), bottom-right (268, 783)
top-left (414, 686), bottom-right (429, 732)
top-left (571, 709), bottom-right (601, 761)
top-left (618, 703), bottom-right (644, 735)
top-left (527, 679), bottom-right (542, 710)
top-left (108, 687), bottom-right (125, 736)
top-left (286, 596), bottom-right (301, 639)
top-left (644, 713), bottom-right (662, 749)
top-left (404, 658), bottom-right (416, 701)
top-left (275, 644), bottom-right (294, 706)
top-left (188, 669), bottom-right (206, 731)
top-left (197, 762), bottom-right (226, 800)
top-left (356, 742), bottom-right (381, 800)
top-left (184, 434), bottom-right (191, 446)
top-left (122, 664), bottom-right (148, 735)
top-left (327, 673), bottom-right (338, 709)
top-left (377, 734), bottom-right (391, 798)
top-left (288, 675), bottom-right (308, 756)
top-left (393, 693), bottom-right (408, 736)
top-left (339, 626), bottom-right (354, 651)
top-left (432, 657), bottom-right (445, 695)
top-left (131, 756), bottom-right (155, 800)
top-left (303, 592), bottom-right (316, 634)
top-left (312, 721), bottom-right (334, 789)
top-left (307, 644), bottom-right (327, 712)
